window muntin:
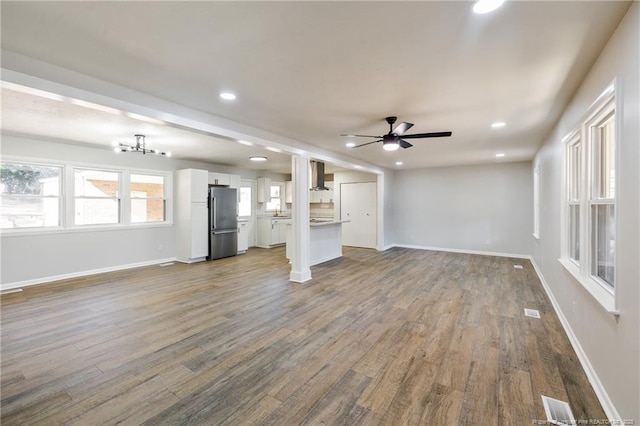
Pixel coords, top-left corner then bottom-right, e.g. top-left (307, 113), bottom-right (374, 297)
top-left (130, 173), bottom-right (166, 223)
top-left (0, 162), bottom-right (62, 229)
top-left (74, 169), bottom-right (121, 225)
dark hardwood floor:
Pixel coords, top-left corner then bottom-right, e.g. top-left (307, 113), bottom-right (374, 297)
top-left (1, 247), bottom-right (605, 425)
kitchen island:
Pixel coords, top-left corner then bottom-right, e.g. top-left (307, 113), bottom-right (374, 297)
top-left (286, 220), bottom-right (350, 266)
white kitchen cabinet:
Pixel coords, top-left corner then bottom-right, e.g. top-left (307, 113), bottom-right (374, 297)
top-left (229, 174), bottom-right (241, 188)
top-left (176, 169), bottom-right (210, 262)
top-left (238, 221), bottom-right (249, 253)
top-left (285, 181), bottom-right (293, 203)
top-left (257, 217), bottom-right (291, 247)
top-left (209, 172), bottom-right (230, 186)
top-left (257, 177), bottom-right (271, 203)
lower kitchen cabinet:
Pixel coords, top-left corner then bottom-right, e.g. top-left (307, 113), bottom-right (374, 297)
top-left (238, 221), bottom-right (249, 253)
top-left (257, 217), bottom-right (291, 248)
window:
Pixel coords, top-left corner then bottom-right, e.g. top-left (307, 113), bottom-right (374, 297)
top-left (265, 184), bottom-right (282, 212)
top-left (566, 135), bottom-right (581, 264)
top-left (587, 99), bottom-right (615, 288)
top-left (533, 165), bottom-right (540, 239)
top-left (238, 186), bottom-right (252, 217)
top-left (0, 162), bottom-right (62, 229)
top-left (74, 169), bottom-right (121, 225)
top-left (560, 82), bottom-right (617, 312)
top-left (130, 173), bottom-right (165, 223)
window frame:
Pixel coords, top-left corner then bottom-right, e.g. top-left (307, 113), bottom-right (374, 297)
top-left (558, 80), bottom-right (619, 314)
top-left (0, 155), bottom-right (173, 236)
top-left (129, 172), bottom-right (168, 224)
top-left (265, 182), bottom-right (285, 212)
top-left (532, 164), bottom-right (540, 240)
top-left (0, 160), bottom-right (64, 231)
top-left (72, 167), bottom-right (123, 226)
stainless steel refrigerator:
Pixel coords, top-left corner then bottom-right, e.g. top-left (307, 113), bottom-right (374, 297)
top-left (208, 186), bottom-right (238, 260)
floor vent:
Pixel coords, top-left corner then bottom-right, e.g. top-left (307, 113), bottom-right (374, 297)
top-left (541, 395), bottom-right (575, 425)
top-left (1, 288), bottom-right (24, 295)
top-left (513, 264), bottom-right (524, 269)
top-left (524, 308), bottom-right (541, 318)
top-left (159, 262), bottom-right (175, 267)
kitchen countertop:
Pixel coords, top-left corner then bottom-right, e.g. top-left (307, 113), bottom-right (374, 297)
top-left (309, 220), bottom-right (350, 227)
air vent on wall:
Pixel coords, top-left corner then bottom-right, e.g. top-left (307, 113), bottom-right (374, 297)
top-left (541, 395), bottom-right (575, 425)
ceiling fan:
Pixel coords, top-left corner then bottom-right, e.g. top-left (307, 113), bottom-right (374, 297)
top-left (342, 116), bottom-right (452, 151)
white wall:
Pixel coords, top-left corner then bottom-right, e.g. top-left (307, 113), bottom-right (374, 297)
top-left (392, 161), bottom-right (533, 256)
top-left (0, 135), bottom-right (288, 286)
top-left (532, 4), bottom-right (639, 421)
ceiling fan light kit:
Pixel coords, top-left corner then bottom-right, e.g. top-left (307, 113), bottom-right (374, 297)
top-left (114, 134), bottom-right (171, 157)
top-left (342, 116), bottom-right (452, 151)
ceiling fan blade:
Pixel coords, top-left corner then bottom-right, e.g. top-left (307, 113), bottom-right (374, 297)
top-left (340, 134), bottom-right (383, 138)
top-left (393, 122), bottom-right (414, 136)
top-left (399, 139), bottom-right (413, 149)
top-left (352, 140), bottom-right (382, 148)
top-left (401, 131), bottom-right (452, 139)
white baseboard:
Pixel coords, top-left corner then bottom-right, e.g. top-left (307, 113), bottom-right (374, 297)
top-left (391, 243), bottom-right (531, 259)
top-left (529, 258), bottom-right (621, 422)
top-left (289, 269), bottom-right (312, 283)
top-left (1, 257), bottom-right (177, 291)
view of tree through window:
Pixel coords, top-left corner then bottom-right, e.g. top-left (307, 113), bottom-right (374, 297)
top-left (0, 163), bottom-right (61, 228)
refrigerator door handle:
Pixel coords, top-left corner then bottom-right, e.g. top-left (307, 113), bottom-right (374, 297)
top-left (212, 197), bottom-right (217, 229)
top-left (212, 229), bottom-right (237, 235)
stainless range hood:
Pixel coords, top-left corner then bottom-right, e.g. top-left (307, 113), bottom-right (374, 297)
top-left (310, 161), bottom-right (330, 191)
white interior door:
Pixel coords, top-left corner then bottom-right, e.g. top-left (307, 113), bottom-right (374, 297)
top-left (341, 182), bottom-right (377, 248)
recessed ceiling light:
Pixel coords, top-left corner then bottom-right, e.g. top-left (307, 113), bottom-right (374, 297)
top-left (491, 121), bottom-right (506, 128)
top-left (495, 153), bottom-right (505, 158)
top-left (219, 92), bottom-right (236, 101)
top-left (473, 0), bottom-right (505, 14)
top-left (249, 156), bottom-right (267, 162)
top-left (238, 140), bottom-right (253, 146)
top-left (346, 142), bottom-right (356, 148)
top-left (266, 146), bottom-right (282, 153)
top-left (395, 161), bottom-right (403, 166)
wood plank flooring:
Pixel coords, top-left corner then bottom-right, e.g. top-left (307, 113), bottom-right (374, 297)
top-left (1, 247), bottom-right (606, 425)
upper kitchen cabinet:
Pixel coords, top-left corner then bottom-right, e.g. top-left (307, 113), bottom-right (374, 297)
top-left (177, 168), bottom-right (208, 203)
top-left (209, 172), bottom-right (230, 186)
top-left (257, 177), bottom-right (271, 203)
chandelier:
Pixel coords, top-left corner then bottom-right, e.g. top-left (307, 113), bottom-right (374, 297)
top-left (113, 134), bottom-right (171, 156)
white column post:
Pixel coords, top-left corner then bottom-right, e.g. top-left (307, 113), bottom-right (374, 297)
top-left (289, 154), bottom-right (311, 282)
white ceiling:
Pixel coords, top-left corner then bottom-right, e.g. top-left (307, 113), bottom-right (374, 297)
top-left (0, 1), bottom-right (631, 171)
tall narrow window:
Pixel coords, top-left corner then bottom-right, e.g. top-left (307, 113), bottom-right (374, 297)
top-left (588, 101), bottom-right (615, 289)
top-left (130, 173), bottom-right (166, 223)
top-left (566, 136), bottom-right (581, 264)
top-left (559, 81), bottom-right (617, 311)
top-left (0, 162), bottom-right (62, 229)
top-left (74, 169), bottom-right (121, 225)
top-left (533, 166), bottom-right (540, 239)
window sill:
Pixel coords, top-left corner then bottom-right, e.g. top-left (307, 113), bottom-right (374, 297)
top-left (558, 258), bottom-right (618, 316)
top-left (0, 222), bottom-right (173, 237)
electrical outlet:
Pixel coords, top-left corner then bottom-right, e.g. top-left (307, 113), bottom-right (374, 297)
top-left (158, 244), bottom-right (164, 252)
top-left (572, 300), bottom-right (576, 314)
